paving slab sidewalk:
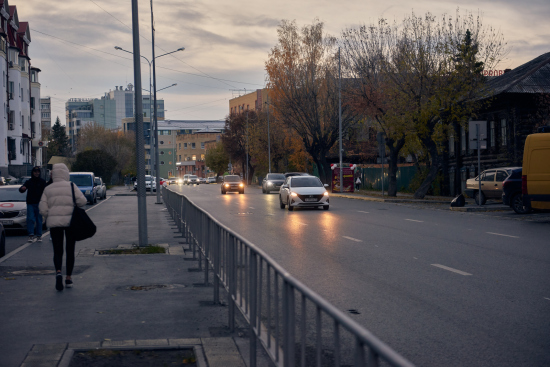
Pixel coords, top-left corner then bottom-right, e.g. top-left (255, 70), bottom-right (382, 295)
top-left (0, 186), bottom-right (270, 367)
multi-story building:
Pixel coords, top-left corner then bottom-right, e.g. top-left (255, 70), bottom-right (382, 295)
top-left (229, 88), bottom-right (269, 114)
top-left (175, 128), bottom-right (222, 178)
top-left (0, 2), bottom-right (43, 177)
top-left (122, 119), bottom-right (224, 177)
top-left (40, 96), bottom-right (51, 130)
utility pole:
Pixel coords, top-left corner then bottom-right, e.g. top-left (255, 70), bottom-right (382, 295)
top-left (131, 0), bottom-right (148, 246)
top-left (338, 47), bottom-right (343, 193)
top-left (266, 95), bottom-right (271, 173)
top-left (151, 0), bottom-right (162, 204)
top-left (246, 110), bottom-right (249, 185)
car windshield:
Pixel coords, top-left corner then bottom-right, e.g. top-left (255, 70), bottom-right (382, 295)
top-left (190, 176), bottom-right (198, 179)
top-left (0, 187), bottom-right (27, 202)
top-left (224, 176), bottom-right (241, 182)
top-left (145, 177), bottom-right (153, 182)
top-left (267, 174), bottom-right (285, 180)
top-left (70, 175), bottom-right (92, 187)
top-left (94, 178), bottom-right (101, 184)
top-left (291, 177), bottom-right (323, 188)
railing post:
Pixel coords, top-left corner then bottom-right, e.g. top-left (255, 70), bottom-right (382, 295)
top-left (228, 235), bottom-right (236, 332)
top-left (283, 280), bottom-right (295, 367)
top-left (250, 251), bottom-right (258, 367)
top-left (204, 214), bottom-right (209, 285)
top-left (213, 224), bottom-right (220, 304)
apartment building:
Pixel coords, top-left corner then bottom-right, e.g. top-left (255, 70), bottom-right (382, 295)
top-left (40, 96), bottom-right (51, 130)
top-left (0, 1), bottom-right (43, 177)
top-left (229, 88), bottom-right (269, 114)
top-left (175, 128), bottom-right (222, 178)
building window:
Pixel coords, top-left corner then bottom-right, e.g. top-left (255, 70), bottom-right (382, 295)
top-left (179, 155), bottom-right (181, 161)
top-left (490, 121), bottom-right (495, 147)
top-left (179, 143), bottom-right (181, 149)
top-left (191, 143), bottom-right (196, 149)
top-left (160, 151), bottom-right (165, 155)
top-left (201, 154), bottom-right (205, 161)
top-left (192, 155), bottom-right (197, 161)
top-left (184, 143), bottom-right (187, 148)
top-left (201, 142), bottom-right (205, 149)
top-left (160, 161), bottom-right (165, 165)
top-left (501, 119), bottom-right (507, 146)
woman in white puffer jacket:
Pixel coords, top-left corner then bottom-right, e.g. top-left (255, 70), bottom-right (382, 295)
top-left (40, 163), bottom-right (87, 291)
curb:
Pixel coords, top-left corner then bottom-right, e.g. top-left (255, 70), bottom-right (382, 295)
top-left (330, 193), bottom-right (450, 204)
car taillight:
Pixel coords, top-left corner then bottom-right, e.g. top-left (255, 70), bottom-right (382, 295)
top-left (502, 180), bottom-right (509, 189)
top-left (522, 175), bottom-right (528, 195)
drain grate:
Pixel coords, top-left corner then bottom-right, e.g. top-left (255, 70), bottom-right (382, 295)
top-left (347, 309), bottom-right (361, 315)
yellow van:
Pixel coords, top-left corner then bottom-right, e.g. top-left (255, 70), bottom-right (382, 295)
top-left (522, 131), bottom-right (550, 210)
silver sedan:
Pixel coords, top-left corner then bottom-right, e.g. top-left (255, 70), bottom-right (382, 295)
top-left (279, 176), bottom-right (330, 211)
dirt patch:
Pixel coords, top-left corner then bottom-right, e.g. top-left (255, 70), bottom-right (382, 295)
top-left (69, 348), bottom-right (196, 367)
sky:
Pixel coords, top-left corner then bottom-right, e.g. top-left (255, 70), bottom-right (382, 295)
top-left (13, 0), bottom-right (550, 126)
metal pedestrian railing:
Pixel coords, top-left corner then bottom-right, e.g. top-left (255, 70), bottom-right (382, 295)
top-left (163, 187), bottom-right (415, 367)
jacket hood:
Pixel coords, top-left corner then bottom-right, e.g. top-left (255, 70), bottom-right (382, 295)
top-left (52, 163), bottom-right (70, 183)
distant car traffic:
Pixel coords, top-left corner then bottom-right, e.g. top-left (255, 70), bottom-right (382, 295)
top-left (207, 177), bottom-right (216, 184)
top-left (464, 167), bottom-right (519, 205)
top-left (198, 177), bottom-right (207, 184)
top-left (133, 175), bottom-right (156, 191)
top-left (262, 173), bottom-right (286, 194)
top-left (187, 175), bottom-right (199, 185)
top-left (167, 177), bottom-right (182, 185)
top-left (0, 186), bottom-right (30, 230)
top-left (284, 172), bottom-right (311, 178)
top-left (279, 176), bottom-right (329, 211)
top-left (94, 177), bottom-right (107, 200)
top-left (183, 174), bottom-right (191, 184)
top-left (221, 175), bottom-right (244, 194)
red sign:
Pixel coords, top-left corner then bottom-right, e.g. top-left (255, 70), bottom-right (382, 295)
top-left (0, 203), bottom-right (14, 208)
top-left (331, 167), bottom-right (355, 193)
top-left (483, 70), bottom-right (505, 76)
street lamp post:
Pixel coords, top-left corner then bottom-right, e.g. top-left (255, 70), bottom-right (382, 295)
top-left (265, 96), bottom-right (271, 173)
top-left (114, 45), bottom-right (184, 196)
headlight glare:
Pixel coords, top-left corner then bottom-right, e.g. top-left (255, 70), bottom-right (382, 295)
top-left (225, 184), bottom-right (229, 187)
top-left (290, 192), bottom-right (298, 197)
top-left (239, 183), bottom-right (244, 187)
top-left (324, 191), bottom-right (329, 196)
top-left (18, 209), bottom-right (27, 217)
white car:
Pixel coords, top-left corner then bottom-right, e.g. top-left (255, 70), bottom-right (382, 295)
top-left (0, 186), bottom-right (29, 230)
top-left (133, 175), bottom-right (156, 191)
top-left (187, 175), bottom-right (199, 185)
top-left (279, 176), bottom-right (329, 211)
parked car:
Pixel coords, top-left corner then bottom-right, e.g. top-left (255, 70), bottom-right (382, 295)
top-left (262, 173), bottom-right (286, 194)
top-left (279, 175), bottom-right (329, 211)
top-left (187, 175), bottom-right (199, 185)
top-left (501, 168), bottom-right (527, 214)
top-left (464, 167), bottom-right (519, 205)
top-left (199, 177), bottom-right (207, 184)
top-left (221, 175), bottom-right (244, 194)
top-left (207, 177), bottom-right (217, 184)
top-left (133, 175), bottom-right (156, 191)
top-left (94, 177), bottom-right (107, 200)
top-left (0, 222), bottom-right (5, 257)
top-left (70, 172), bottom-right (97, 204)
top-left (522, 131), bottom-right (550, 212)
top-left (0, 186), bottom-right (29, 231)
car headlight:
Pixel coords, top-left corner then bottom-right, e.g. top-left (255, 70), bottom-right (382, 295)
top-left (324, 191), bottom-right (329, 196)
top-left (267, 181), bottom-right (273, 186)
top-left (239, 183), bottom-right (244, 187)
top-left (18, 209), bottom-right (27, 217)
top-left (290, 192), bottom-right (298, 197)
top-left (225, 184), bottom-right (230, 187)
top-left (178, 180), bottom-right (183, 184)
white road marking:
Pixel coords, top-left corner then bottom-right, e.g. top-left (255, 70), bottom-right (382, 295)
top-left (249, 207), bottom-right (255, 209)
top-left (296, 222), bottom-right (308, 226)
top-left (343, 236), bottom-right (362, 242)
top-left (357, 211), bottom-right (369, 214)
top-left (487, 232), bottom-right (519, 239)
top-left (405, 219), bottom-right (424, 223)
top-left (544, 298), bottom-right (550, 301)
top-left (431, 264), bottom-right (472, 276)
top-left (413, 257), bottom-right (418, 259)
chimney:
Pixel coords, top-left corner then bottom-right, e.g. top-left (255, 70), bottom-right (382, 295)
top-left (115, 86), bottom-right (118, 90)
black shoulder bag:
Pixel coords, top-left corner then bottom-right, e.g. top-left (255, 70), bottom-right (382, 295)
top-left (69, 183), bottom-right (97, 241)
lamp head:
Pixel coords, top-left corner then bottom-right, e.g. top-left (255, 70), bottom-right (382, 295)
top-left (177, 47), bottom-right (185, 52)
top-left (114, 46), bottom-right (122, 50)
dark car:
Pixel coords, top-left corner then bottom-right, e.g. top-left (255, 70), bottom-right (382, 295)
top-left (221, 175), bottom-right (244, 194)
top-left (501, 168), bottom-right (529, 214)
top-left (262, 173), bottom-right (286, 194)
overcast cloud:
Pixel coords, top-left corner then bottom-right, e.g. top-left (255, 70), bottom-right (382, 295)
top-left (12, 0), bottom-right (550, 124)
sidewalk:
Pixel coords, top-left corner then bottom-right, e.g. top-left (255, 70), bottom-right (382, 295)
top-left (331, 189), bottom-right (512, 212)
top-left (0, 186), bottom-right (267, 367)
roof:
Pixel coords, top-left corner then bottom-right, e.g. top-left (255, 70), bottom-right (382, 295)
top-left (158, 120), bottom-right (225, 130)
top-left (486, 52), bottom-right (550, 95)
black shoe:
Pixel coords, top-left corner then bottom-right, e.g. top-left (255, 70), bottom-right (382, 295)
top-left (65, 279), bottom-right (73, 288)
top-left (56, 274), bottom-right (64, 291)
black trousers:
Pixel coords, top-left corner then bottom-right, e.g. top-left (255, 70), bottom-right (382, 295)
top-left (51, 227), bottom-right (76, 276)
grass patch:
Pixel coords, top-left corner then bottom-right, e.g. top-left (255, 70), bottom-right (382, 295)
top-left (98, 245), bottom-right (166, 255)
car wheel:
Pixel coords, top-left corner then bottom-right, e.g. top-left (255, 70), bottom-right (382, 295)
top-left (266, 189), bottom-right (270, 194)
top-left (0, 232), bottom-right (5, 257)
top-left (287, 198), bottom-right (294, 211)
top-left (474, 191), bottom-right (486, 205)
top-left (94, 194), bottom-right (97, 204)
top-left (262, 186), bottom-right (265, 193)
top-left (511, 193), bottom-right (531, 214)
top-left (323, 205), bottom-right (329, 210)
top-left (222, 190), bottom-right (226, 195)
top-left (239, 190), bottom-right (244, 194)
top-left (279, 196), bottom-right (285, 209)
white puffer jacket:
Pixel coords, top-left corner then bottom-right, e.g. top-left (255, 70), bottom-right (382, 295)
top-left (39, 163), bottom-right (87, 228)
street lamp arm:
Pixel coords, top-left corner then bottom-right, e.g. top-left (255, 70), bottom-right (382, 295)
top-left (114, 46), bottom-right (150, 64)
top-left (155, 47), bottom-right (185, 60)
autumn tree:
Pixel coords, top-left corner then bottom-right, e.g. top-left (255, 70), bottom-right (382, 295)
top-left (222, 111), bottom-right (258, 184)
top-left (47, 117), bottom-right (71, 158)
top-left (76, 123), bottom-right (136, 181)
top-left (72, 149), bottom-right (117, 182)
top-left (205, 142), bottom-right (229, 179)
top-left (266, 19), bottom-right (358, 183)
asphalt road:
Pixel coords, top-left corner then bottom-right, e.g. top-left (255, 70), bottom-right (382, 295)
top-left (171, 183), bottom-right (550, 367)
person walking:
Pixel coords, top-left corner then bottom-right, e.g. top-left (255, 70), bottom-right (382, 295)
top-left (355, 176), bottom-right (362, 191)
top-left (19, 166), bottom-right (47, 242)
top-left (39, 163), bottom-right (87, 291)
